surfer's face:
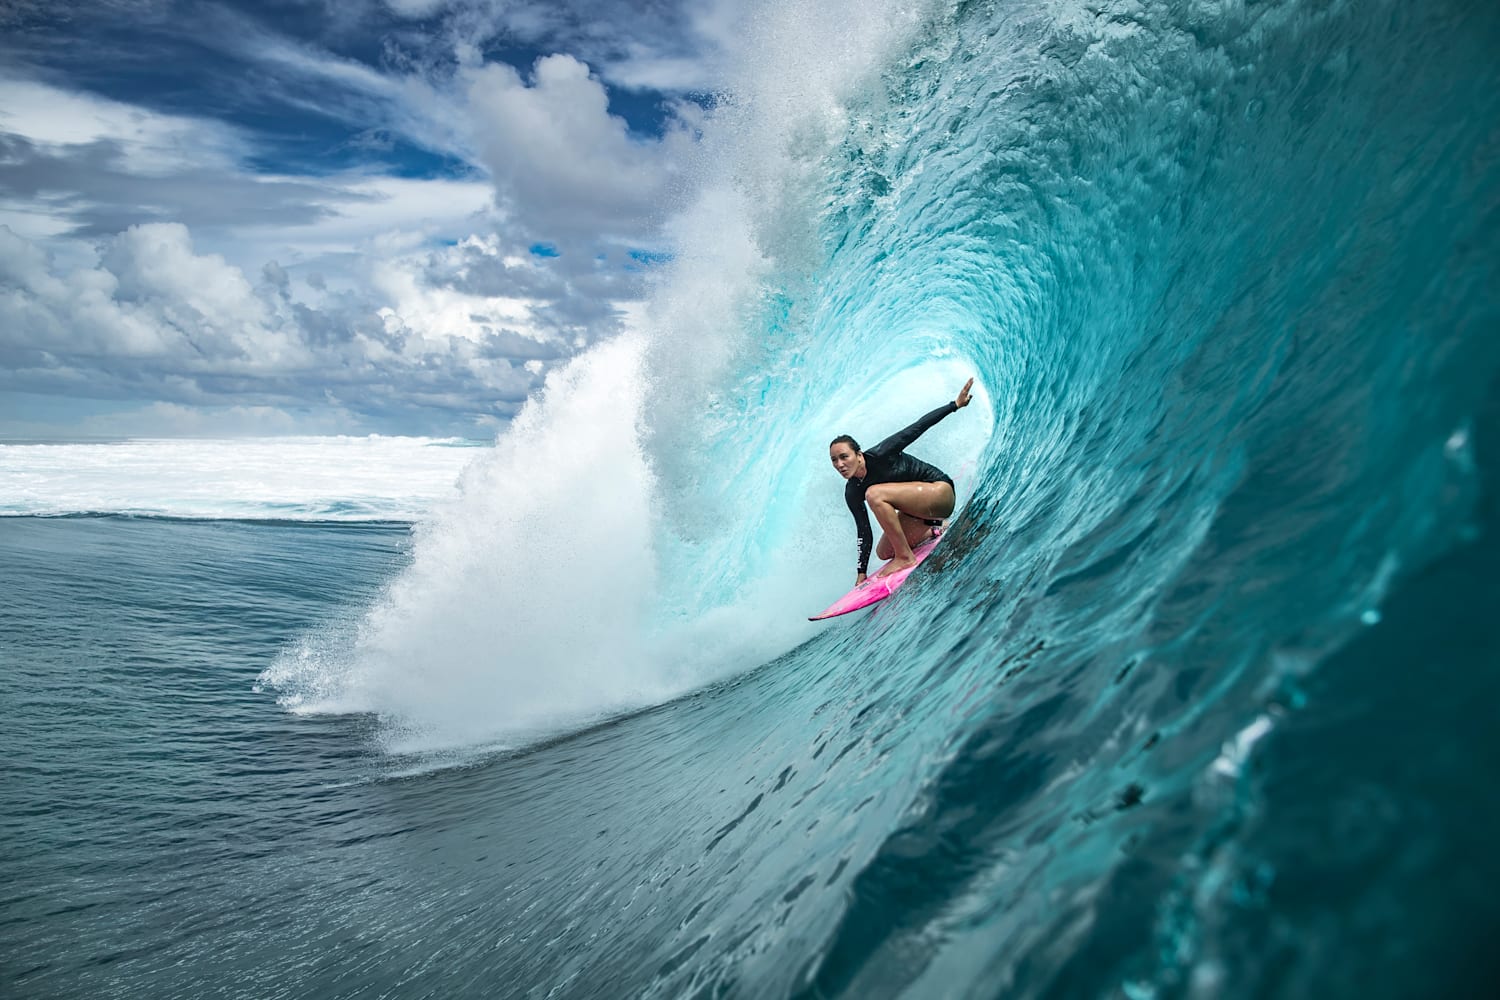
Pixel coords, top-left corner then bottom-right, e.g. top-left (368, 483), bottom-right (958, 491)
top-left (830, 443), bottom-right (864, 479)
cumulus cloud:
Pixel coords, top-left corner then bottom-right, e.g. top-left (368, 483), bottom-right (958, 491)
top-left (422, 0), bottom-right (736, 93)
top-left (0, 222), bottom-right (556, 432)
top-left (0, 1), bottom-right (724, 436)
top-left (464, 54), bottom-right (687, 245)
top-left (104, 224), bottom-right (285, 358)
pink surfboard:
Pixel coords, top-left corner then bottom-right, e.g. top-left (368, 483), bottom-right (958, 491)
top-left (809, 532), bottom-right (942, 621)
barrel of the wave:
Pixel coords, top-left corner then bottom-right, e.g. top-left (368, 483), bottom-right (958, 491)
top-left (808, 529), bottom-right (942, 620)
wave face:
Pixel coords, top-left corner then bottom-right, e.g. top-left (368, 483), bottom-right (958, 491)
top-left (237, 0), bottom-right (1500, 994)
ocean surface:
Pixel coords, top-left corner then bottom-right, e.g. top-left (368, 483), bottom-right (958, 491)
top-left (4, 0), bottom-right (1500, 996)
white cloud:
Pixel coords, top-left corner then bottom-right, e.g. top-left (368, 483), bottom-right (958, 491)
top-left (0, 398), bottom-right (362, 440)
top-left (0, 222), bottom-right (558, 431)
top-left (3, 222), bottom-right (289, 363)
top-left (410, 0), bottom-right (735, 95)
top-left (225, 21), bottom-right (480, 163)
top-left (0, 77), bottom-right (502, 309)
top-left (106, 225), bottom-right (267, 328)
top-left (463, 53), bottom-right (686, 243)
top-left (371, 249), bottom-right (538, 345)
top-left (0, 81), bottom-right (368, 249)
top-left (233, 175), bottom-right (495, 267)
top-left (0, 76), bottom-right (246, 175)
top-left (75, 401), bottom-right (344, 438)
top-left (602, 52), bottom-right (721, 94)
top-left (0, 4), bottom-right (729, 436)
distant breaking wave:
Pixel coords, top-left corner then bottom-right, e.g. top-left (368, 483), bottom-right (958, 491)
top-left (0, 437), bottom-right (483, 521)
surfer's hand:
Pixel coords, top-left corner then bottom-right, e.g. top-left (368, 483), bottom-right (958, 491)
top-left (855, 572), bottom-right (867, 587)
top-left (955, 377), bottom-right (974, 409)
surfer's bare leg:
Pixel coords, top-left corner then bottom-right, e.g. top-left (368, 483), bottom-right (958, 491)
top-left (876, 513), bottom-right (942, 561)
top-left (866, 481), bottom-right (956, 576)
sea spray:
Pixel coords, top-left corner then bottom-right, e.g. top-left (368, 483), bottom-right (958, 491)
top-left (264, 337), bottom-right (665, 749)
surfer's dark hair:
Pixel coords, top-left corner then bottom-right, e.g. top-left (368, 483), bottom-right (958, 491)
top-left (830, 434), bottom-right (861, 453)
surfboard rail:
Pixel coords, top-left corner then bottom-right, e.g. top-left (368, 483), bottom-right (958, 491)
top-left (808, 532), bottom-right (942, 620)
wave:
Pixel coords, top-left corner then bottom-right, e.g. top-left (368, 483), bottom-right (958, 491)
top-left (263, 0), bottom-right (1498, 761)
top-left (244, 0), bottom-right (1497, 994)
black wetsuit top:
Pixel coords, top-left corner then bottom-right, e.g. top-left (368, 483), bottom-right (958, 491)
top-left (845, 402), bottom-right (957, 574)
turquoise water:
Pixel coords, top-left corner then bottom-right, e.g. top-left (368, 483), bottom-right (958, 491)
top-left (6, 0), bottom-right (1500, 995)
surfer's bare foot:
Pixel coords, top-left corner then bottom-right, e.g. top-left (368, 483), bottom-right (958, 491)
top-left (876, 554), bottom-right (917, 577)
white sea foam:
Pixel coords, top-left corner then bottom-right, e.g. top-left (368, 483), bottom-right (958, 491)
top-left (0, 436), bottom-right (481, 521)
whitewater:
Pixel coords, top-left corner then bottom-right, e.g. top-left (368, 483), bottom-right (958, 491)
top-left (5, 0), bottom-right (1499, 997)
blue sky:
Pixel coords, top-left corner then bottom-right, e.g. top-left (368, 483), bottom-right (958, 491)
top-left (0, 0), bottom-right (736, 437)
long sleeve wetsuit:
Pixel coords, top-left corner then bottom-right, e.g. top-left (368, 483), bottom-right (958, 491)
top-left (845, 402), bottom-right (958, 575)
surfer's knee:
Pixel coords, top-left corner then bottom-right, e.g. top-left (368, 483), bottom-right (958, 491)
top-left (866, 483), bottom-right (895, 506)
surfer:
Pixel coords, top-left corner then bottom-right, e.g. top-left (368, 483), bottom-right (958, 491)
top-left (831, 378), bottom-right (974, 585)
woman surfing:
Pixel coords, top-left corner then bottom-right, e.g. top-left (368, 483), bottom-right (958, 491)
top-left (830, 378), bottom-right (975, 585)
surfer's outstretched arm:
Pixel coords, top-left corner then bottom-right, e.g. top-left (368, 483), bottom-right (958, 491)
top-left (870, 379), bottom-right (975, 456)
